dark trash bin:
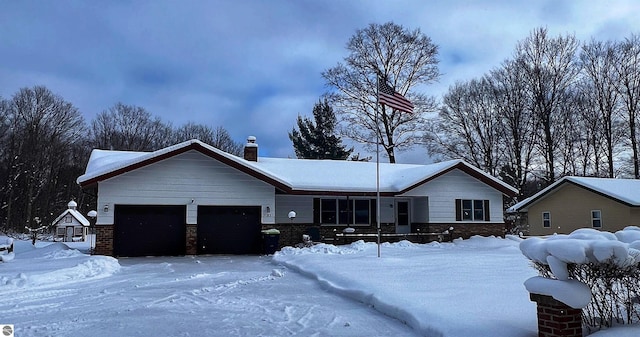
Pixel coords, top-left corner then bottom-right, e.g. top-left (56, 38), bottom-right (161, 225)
top-left (261, 229), bottom-right (280, 255)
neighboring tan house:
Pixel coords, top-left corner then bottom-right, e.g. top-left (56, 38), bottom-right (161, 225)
top-left (77, 138), bottom-right (518, 257)
top-left (52, 200), bottom-right (90, 242)
top-left (508, 176), bottom-right (640, 236)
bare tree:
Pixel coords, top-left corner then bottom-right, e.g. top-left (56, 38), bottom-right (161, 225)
top-left (323, 22), bottom-right (440, 163)
top-left (173, 122), bottom-right (243, 156)
top-left (1, 86), bottom-right (85, 231)
top-left (173, 122), bottom-right (216, 144)
top-left (557, 91), bottom-right (589, 176)
top-left (426, 78), bottom-right (503, 176)
top-left (614, 34), bottom-right (640, 178)
top-left (515, 27), bottom-right (581, 185)
top-left (579, 39), bottom-right (623, 177)
top-left (90, 103), bottom-right (172, 151)
top-left (488, 60), bottom-right (538, 198)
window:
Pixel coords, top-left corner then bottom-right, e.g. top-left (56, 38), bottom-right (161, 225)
top-left (462, 200), bottom-right (473, 220)
top-left (338, 199), bottom-right (350, 224)
top-left (455, 199), bottom-right (489, 221)
top-left (65, 215), bottom-right (72, 223)
top-left (320, 198), bottom-right (371, 225)
top-left (542, 212), bottom-right (551, 228)
top-left (354, 199), bottom-right (370, 224)
top-left (591, 210), bottom-right (602, 228)
top-left (75, 227), bottom-right (83, 236)
top-left (321, 199), bottom-right (337, 224)
top-left (57, 227), bottom-right (65, 235)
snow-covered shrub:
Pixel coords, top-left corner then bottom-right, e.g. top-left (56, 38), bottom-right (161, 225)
top-left (520, 227), bottom-right (640, 332)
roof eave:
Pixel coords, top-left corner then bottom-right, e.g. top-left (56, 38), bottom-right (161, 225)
top-left (511, 177), bottom-right (640, 213)
top-left (77, 142), bottom-right (293, 193)
top-left (399, 161), bottom-right (518, 197)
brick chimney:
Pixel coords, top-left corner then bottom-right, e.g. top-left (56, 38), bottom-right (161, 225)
top-left (244, 136), bottom-right (258, 161)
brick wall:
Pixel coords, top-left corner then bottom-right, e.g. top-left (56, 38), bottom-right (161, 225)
top-left (185, 224), bottom-right (197, 255)
top-left (263, 223), bottom-right (398, 248)
top-left (530, 293), bottom-right (583, 337)
top-left (429, 223), bottom-right (505, 239)
top-left (95, 221), bottom-right (506, 256)
top-left (262, 222), bottom-right (506, 248)
top-left (94, 225), bottom-right (114, 256)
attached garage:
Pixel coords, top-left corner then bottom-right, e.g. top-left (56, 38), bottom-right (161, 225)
top-left (197, 206), bottom-right (262, 254)
top-left (114, 205), bottom-right (186, 257)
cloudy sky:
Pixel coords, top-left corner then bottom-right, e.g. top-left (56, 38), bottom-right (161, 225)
top-left (2, 1), bottom-right (640, 163)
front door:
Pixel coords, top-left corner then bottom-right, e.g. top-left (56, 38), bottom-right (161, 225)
top-left (395, 200), bottom-right (410, 234)
top-left (65, 226), bottom-right (74, 242)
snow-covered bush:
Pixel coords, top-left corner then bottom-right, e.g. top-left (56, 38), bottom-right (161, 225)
top-left (520, 227), bottom-right (640, 331)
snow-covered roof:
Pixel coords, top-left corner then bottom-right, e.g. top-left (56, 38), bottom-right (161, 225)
top-left (52, 209), bottom-right (90, 227)
top-left (77, 139), bottom-right (517, 196)
top-left (509, 176), bottom-right (640, 212)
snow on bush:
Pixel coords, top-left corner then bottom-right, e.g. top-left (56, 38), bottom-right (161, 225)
top-left (520, 227), bottom-right (640, 331)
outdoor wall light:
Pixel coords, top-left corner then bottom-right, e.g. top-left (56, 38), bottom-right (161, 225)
top-left (265, 206), bottom-right (271, 217)
top-left (103, 204), bottom-right (109, 213)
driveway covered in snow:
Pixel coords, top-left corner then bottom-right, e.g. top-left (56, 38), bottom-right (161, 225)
top-left (0, 242), bottom-right (417, 337)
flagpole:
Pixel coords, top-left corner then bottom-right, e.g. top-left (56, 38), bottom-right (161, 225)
top-left (376, 75), bottom-right (381, 258)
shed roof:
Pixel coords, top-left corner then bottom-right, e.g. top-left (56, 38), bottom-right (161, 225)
top-left (52, 208), bottom-right (90, 227)
top-left (77, 139), bottom-right (517, 196)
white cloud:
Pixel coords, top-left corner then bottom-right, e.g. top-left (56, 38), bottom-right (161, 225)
top-left (1, 0), bottom-right (640, 163)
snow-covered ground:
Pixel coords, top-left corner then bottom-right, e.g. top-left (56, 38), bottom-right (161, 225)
top-left (1, 236), bottom-right (639, 336)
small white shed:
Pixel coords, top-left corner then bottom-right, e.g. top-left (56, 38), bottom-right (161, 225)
top-left (52, 201), bottom-right (90, 242)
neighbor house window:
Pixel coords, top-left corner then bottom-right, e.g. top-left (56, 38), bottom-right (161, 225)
top-left (591, 210), bottom-right (602, 228)
top-left (542, 212), bottom-right (551, 228)
top-left (320, 198), bottom-right (371, 225)
top-left (455, 199), bottom-right (489, 221)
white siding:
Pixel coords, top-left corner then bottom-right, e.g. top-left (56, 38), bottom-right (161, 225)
top-left (96, 150), bottom-right (275, 225)
top-left (400, 169), bottom-right (504, 223)
top-left (412, 197), bottom-right (429, 223)
top-left (275, 195), bottom-right (314, 224)
top-left (379, 197), bottom-right (395, 223)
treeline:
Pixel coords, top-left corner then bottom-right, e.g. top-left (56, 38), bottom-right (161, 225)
top-left (0, 86), bottom-right (243, 232)
top-left (4, 26), bottom-right (640, 232)
top-left (427, 28), bottom-right (640, 198)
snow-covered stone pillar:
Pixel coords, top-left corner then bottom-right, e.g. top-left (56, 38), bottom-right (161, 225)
top-left (520, 235), bottom-right (594, 337)
top-left (529, 293), bottom-right (583, 337)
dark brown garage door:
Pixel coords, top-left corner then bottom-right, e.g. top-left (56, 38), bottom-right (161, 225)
top-left (114, 205), bottom-right (186, 257)
top-left (197, 206), bottom-right (261, 254)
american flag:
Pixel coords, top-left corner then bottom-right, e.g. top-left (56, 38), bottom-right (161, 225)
top-left (377, 78), bottom-right (414, 113)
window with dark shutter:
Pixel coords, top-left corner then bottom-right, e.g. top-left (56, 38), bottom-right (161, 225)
top-left (313, 198), bottom-right (320, 224)
top-left (370, 199), bottom-right (377, 225)
top-left (455, 199), bottom-right (489, 221)
top-left (484, 200), bottom-right (490, 221)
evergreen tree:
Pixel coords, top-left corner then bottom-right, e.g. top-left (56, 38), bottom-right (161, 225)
top-left (289, 99), bottom-right (353, 160)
